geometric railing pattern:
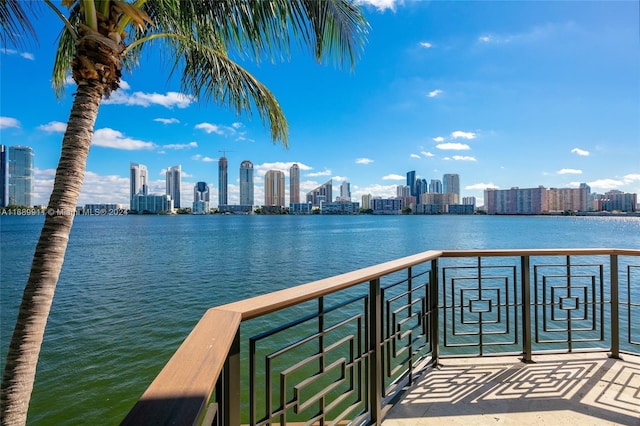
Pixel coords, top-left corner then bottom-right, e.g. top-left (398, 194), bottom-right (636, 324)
top-left (122, 249), bottom-right (640, 426)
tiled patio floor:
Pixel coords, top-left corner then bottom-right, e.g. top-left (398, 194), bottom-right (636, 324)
top-left (383, 352), bottom-right (640, 425)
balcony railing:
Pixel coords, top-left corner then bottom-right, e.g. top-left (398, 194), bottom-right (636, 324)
top-left (121, 248), bottom-right (639, 425)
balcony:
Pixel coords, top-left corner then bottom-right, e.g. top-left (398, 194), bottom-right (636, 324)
top-left (122, 248), bottom-right (639, 425)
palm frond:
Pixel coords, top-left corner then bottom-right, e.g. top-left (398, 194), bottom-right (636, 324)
top-left (0, 0), bottom-right (39, 49)
top-left (52, 4), bottom-right (81, 97)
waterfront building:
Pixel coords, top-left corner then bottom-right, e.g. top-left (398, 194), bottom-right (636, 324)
top-left (372, 198), bottom-right (402, 215)
top-left (443, 173), bottom-right (460, 200)
top-left (361, 194), bottom-right (373, 210)
top-left (131, 194), bottom-right (173, 214)
top-left (322, 201), bottom-right (360, 215)
top-left (193, 181), bottom-right (210, 214)
top-left (0, 145), bottom-right (6, 207)
top-left (419, 192), bottom-right (459, 213)
top-left (218, 156), bottom-right (228, 207)
top-left (484, 186), bottom-right (548, 214)
top-left (290, 202), bottom-right (313, 214)
top-left (306, 180), bottom-right (332, 207)
top-left (462, 196), bottom-right (476, 209)
top-left (547, 187), bottom-right (588, 212)
top-left (289, 163), bottom-right (300, 204)
top-left (429, 179), bottom-right (442, 194)
top-left (397, 185), bottom-right (411, 197)
top-left (239, 160), bottom-right (254, 207)
top-left (8, 146), bottom-right (34, 206)
top-left (219, 204), bottom-right (252, 214)
top-left (599, 190), bottom-right (637, 212)
top-left (165, 165), bottom-right (181, 209)
top-left (130, 162), bottom-right (149, 207)
top-left (338, 181), bottom-right (351, 201)
top-left (448, 204), bottom-right (475, 215)
top-left (265, 170), bottom-right (285, 207)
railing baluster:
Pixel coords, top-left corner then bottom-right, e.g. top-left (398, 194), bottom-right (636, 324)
top-left (222, 331), bottom-right (241, 426)
top-left (521, 256), bottom-right (532, 363)
top-left (368, 278), bottom-right (382, 424)
top-left (610, 254), bottom-right (620, 359)
top-left (430, 259), bottom-right (440, 365)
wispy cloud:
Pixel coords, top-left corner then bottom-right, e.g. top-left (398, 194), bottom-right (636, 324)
top-left (433, 136), bottom-right (445, 142)
top-left (2, 48), bottom-right (35, 61)
top-left (307, 169), bottom-right (332, 177)
top-left (427, 89), bottom-right (443, 98)
top-left (382, 174), bottom-right (405, 180)
top-left (466, 183), bottom-right (499, 190)
top-left (586, 173), bottom-right (640, 191)
top-left (332, 175), bottom-right (348, 182)
top-left (255, 162), bottom-right (312, 177)
top-left (571, 148), bottom-right (590, 156)
top-left (92, 128), bottom-right (156, 150)
top-left (421, 151), bottom-right (435, 157)
top-left (451, 131), bottom-right (476, 140)
top-left (356, 158), bottom-right (374, 164)
top-left (358, 0), bottom-right (400, 12)
top-left (419, 41), bottom-right (433, 48)
top-left (557, 168), bottom-right (582, 175)
top-left (1, 116), bottom-right (20, 129)
top-left (154, 118), bottom-right (180, 125)
top-left (191, 154), bottom-right (216, 162)
top-left (436, 142), bottom-right (471, 150)
top-left (163, 141), bottom-right (197, 150)
top-left (452, 155), bottom-right (477, 161)
top-left (478, 22), bottom-right (575, 46)
top-left (410, 153), bottom-right (421, 159)
top-left (195, 122), bottom-right (243, 138)
top-left (104, 89), bottom-right (193, 108)
top-left (38, 121), bottom-right (67, 133)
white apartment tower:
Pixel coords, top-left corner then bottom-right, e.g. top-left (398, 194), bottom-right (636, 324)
top-left (130, 162), bottom-right (148, 204)
top-left (166, 165), bottom-right (181, 208)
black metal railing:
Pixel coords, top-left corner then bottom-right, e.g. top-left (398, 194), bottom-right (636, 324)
top-left (122, 248), bottom-right (639, 425)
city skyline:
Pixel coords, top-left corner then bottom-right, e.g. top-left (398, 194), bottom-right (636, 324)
top-left (1, 1), bottom-right (638, 208)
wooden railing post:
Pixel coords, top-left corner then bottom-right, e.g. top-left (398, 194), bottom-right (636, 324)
top-left (521, 256), bottom-right (533, 363)
top-left (368, 278), bottom-right (382, 424)
top-left (610, 254), bottom-right (620, 359)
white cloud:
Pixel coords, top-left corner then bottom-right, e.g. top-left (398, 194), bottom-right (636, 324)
top-left (195, 122), bottom-right (241, 137)
top-left (332, 176), bottom-right (348, 182)
top-left (433, 136), bottom-right (445, 142)
top-left (163, 141), bottom-right (197, 150)
top-left (624, 173), bottom-right (640, 182)
top-left (195, 123), bottom-right (224, 134)
top-left (357, 0), bottom-right (400, 12)
top-left (382, 174), bottom-right (405, 181)
top-left (421, 151), bottom-right (435, 157)
top-left (557, 168), bottom-right (582, 175)
top-left (451, 131), bottom-right (476, 140)
top-left (419, 41), bottom-right (432, 48)
top-left (465, 183), bottom-right (499, 190)
top-left (436, 142), bottom-right (471, 150)
top-left (356, 158), bottom-right (374, 164)
top-left (307, 169), bottom-right (332, 178)
top-left (410, 153), bottom-right (421, 159)
top-left (478, 35), bottom-right (494, 43)
top-left (2, 48), bottom-right (35, 60)
top-left (104, 89), bottom-right (193, 108)
top-left (352, 183), bottom-right (397, 199)
top-left (452, 155), bottom-right (477, 161)
top-left (255, 161), bottom-right (312, 177)
top-left (38, 121), bottom-right (67, 133)
top-left (0, 117), bottom-right (20, 129)
top-left (154, 118), bottom-right (180, 125)
top-left (571, 148), bottom-right (590, 156)
top-left (92, 128), bottom-right (156, 150)
top-left (428, 89), bottom-right (443, 98)
top-left (587, 178), bottom-right (624, 191)
top-left (33, 168), bottom-right (131, 206)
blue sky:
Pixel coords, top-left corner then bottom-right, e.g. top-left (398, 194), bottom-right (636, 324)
top-left (1, 0), bottom-right (639, 208)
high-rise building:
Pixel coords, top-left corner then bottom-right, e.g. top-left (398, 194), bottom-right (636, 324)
top-left (9, 146), bottom-right (34, 206)
top-left (239, 160), bottom-right (254, 207)
top-left (443, 174), bottom-right (460, 199)
top-left (130, 162), bottom-right (148, 205)
top-left (289, 163), bottom-right (300, 204)
top-left (397, 185), bottom-right (411, 197)
top-left (218, 156), bottom-right (228, 207)
top-left (361, 194), bottom-right (372, 210)
top-left (265, 170), bottom-right (285, 207)
top-left (306, 180), bottom-right (332, 207)
top-left (429, 179), bottom-right (442, 194)
top-left (462, 196), bottom-right (476, 208)
top-left (0, 145), bottom-right (7, 207)
top-left (339, 181), bottom-right (351, 201)
top-left (484, 186), bottom-right (548, 214)
top-left (165, 165), bottom-right (181, 208)
top-left (193, 181), bottom-right (210, 214)
top-left (406, 170), bottom-right (416, 198)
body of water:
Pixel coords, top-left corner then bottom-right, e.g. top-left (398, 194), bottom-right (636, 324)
top-left (1, 214), bottom-right (639, 424)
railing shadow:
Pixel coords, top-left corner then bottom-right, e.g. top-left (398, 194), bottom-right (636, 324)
top-left (384, 353), bottom-right (640, 425)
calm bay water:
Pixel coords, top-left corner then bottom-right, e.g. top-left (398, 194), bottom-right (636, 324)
top-left (1, 214), bottom-right (639, 424)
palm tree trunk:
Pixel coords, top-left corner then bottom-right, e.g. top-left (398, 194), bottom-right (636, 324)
top-left (1, 81), bottom-right (104, 425)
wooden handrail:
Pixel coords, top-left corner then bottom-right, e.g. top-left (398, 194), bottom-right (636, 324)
top-left (121, 309), bottom-right (241, 426)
